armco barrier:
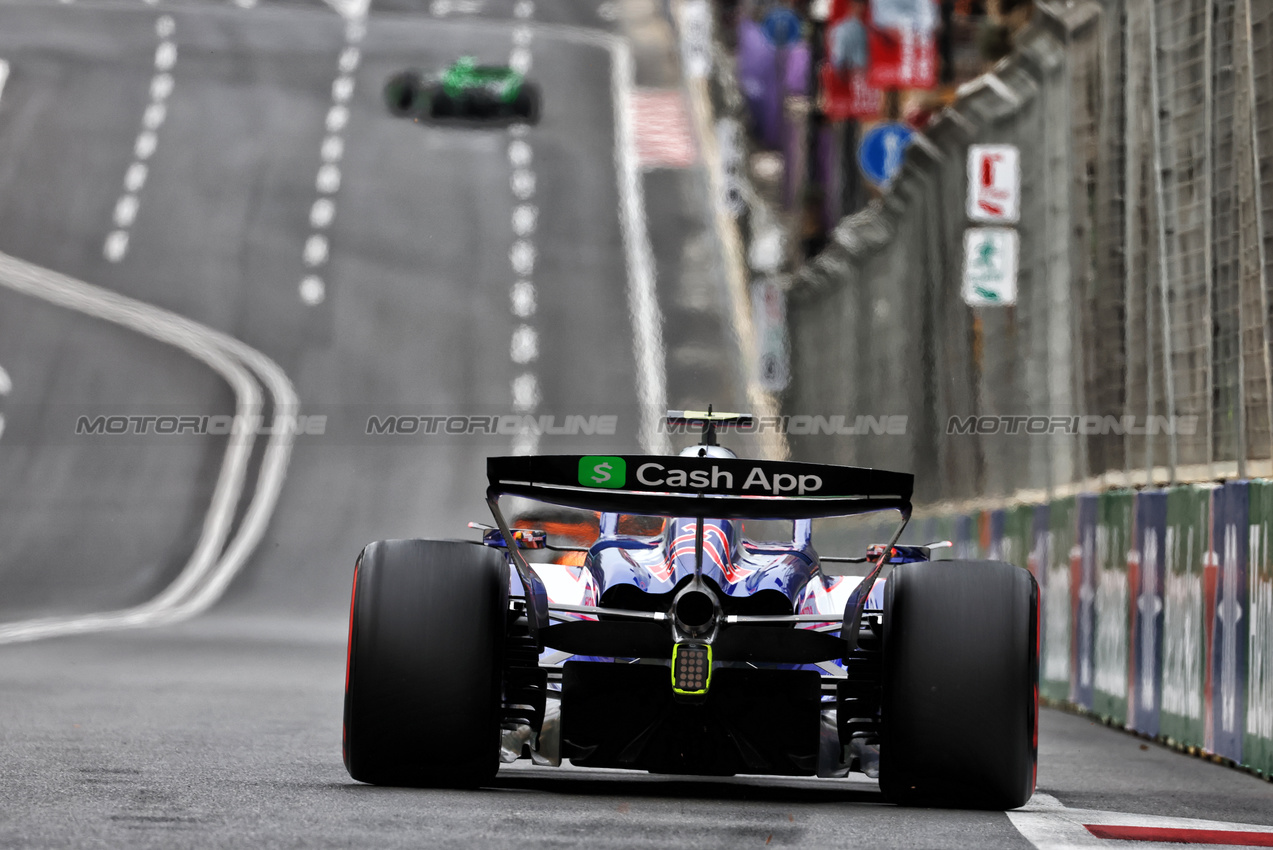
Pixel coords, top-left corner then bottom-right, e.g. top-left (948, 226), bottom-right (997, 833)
top-left (919, 481), bottom-right (1272, 779)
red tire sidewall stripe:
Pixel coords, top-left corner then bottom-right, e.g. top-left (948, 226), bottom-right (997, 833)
top-left (343, 558), bottom-right (361, 760)
top-left (1032, 578), bottom-right (1041, 793)
top-left (345, 559), bottom-right (360, 693)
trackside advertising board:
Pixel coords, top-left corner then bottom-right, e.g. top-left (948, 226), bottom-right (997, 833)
top-left (1093, 491), bottom-right (1133, 723)
top-left (1074, 495), bottom-right (1099, 709)
top-left (1206, 482), bottom-right (1248, 762)
top-left (1160, 485), bottom-right (1210, 747)
top-left (905, 515), bottom-right (935, 549)
top-left (915, 480), bottom-right (1272, 777)
top-left (979, 509), bottom-right (1000, 560)
top-left (1248, 481), bottom-right (1273, 776)
top-left (953, 513), bottom-right (976, 560)
top-left (1029, 503), bottom-right (1050, 589)
top-left (909, 514), bottom-right (957, 558)
top-left (1128, 491), bottom-right (1168, 737)
top-left (1000, 504), bottom-right (1034, 579)
top-left (1042, 497), bottom-right (1075, 701)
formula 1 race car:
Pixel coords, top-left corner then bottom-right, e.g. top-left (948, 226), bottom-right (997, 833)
top-left (383, 57), bottom-right (541, 124)
top-left (342, 411), bottom-right (1039, 809)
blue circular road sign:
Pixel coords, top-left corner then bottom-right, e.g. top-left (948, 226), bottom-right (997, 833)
top-left (762, 8), bottom-right (803, 48)
top-left (858, 122), bottom-right (916, 188)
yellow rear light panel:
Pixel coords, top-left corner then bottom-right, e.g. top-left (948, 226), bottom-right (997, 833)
top-left (671, 643), bottom-right (712, 695)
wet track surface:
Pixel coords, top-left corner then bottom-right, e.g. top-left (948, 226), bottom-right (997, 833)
top-left (0, 0), bottom-right (1272, 847)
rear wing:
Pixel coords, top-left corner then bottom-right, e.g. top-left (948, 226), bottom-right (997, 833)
top-left (485, 454), bottom-right (913, 648)
top-left (486, 454), bottom-right (913, 519)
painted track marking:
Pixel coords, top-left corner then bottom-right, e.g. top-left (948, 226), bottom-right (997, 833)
top-left (297, 25), bottom-right (364, 306)
top-left (512, 203), bottom-right (537, 236)
top-left (429, 0), bottom-right (483, 15)
top-left (507, 11), bottom-right (539, 456)
top-left (0, 363), bottom-right (8, 442)
top-left (480, 19), bottom-right (670, 453)
top-left (630, 88), bottom-right (696, 168)
top-left (1009, 792), bottom-right (1273, 848)
top-left (104, 16), bottom-right (176, 263)
top-left (510, 279), bottom-right (535, 316)
top-left (610, 38), bottom-right (670, 452)
top-left (0, 60), bottom-right (9, 106)
top-left (0, 252), bottom-right (298, 643)
top-left (1087, 824), bottom-right (1273, 846)
top-left (512, 372), bottom-right (540, 411)
top-left (321, 0), bottom-right (369, 19)
top-left (510, 324), bottom-right (537, 364)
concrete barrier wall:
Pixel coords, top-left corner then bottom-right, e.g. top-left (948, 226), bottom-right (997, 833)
top-left (922, 482), bottom-right (1273, 778)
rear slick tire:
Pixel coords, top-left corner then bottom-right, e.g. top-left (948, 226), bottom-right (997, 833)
top-left (383, 71), bottom-right (423, 117)
top-left (343, 538), bottom-right (509, 787)
top-left (512, 83), bottom-right (541, 124)
top-left (879, 560), bottom-right (1039, 809)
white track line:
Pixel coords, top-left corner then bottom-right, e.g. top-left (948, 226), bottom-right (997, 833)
top-left (0, 252), bottom-right (298, 643)
top-left (610, 40), bottom-right (670, 453)
top-left (321, 0), bottom-right (369, 19)
top-left (298, 23), bottom-right (363, 305)
top-left (0, 60), bottom-right (9, 106)
top-left (104, 16), bottom-right (177, 263)
top-left (508, 12), bottom-right (539, 457)
top-left (429, 0), bottom-right (484, 15)
top-left (0, 363), bottom-right (9, 443)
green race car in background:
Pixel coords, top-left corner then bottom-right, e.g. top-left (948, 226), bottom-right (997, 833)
top-left (384, 57), bottom-right (541, 124)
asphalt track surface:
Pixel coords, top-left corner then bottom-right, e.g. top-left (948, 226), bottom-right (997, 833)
top-left (0, 0), bottom-right (1271, 847)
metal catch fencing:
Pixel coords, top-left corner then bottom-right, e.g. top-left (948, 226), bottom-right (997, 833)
top-left (780, 0), bottom-right (1273, 506)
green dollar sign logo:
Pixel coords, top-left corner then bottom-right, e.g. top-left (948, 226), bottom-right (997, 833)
top-left (578, 456), bottom-right (625, 488)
